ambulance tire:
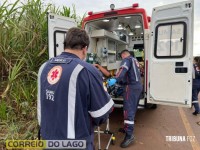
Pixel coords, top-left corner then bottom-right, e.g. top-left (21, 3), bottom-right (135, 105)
top-left (150, 104), bottom-right (157, 109)
top-left (144, 99), bottom-right (157, 109)
top-left (145, 103), bottom-right (157, 109)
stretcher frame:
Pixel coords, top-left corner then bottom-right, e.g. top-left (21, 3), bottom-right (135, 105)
top-left (94, 118), bottom-right (115, 150)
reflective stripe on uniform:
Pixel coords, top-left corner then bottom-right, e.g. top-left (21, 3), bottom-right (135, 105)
top-left (192, 100), bottom-right (199, 103)
top-left (121, 65), bottom-right (129, 70)
top-left (37, 62), bottom-right (47, 126)
top-left (121, 62), bottom-right (129, 70)
top-left (132, 58), bottom-right (138, 82)
top-left (124, 120), bottom-right (134, 125)
top-left (88, 99), bottom-right (114, 118)
top-left (67, 64), bottom-right (84, 139)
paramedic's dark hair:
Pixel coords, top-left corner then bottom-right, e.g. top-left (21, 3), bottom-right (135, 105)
top-left (120, 49), bottom-right (130, 56)
top-left (64, 27), bottom-right (89, 50)
top-left (120, 49), bottom-right (135, 57)
top-left (194, 56), bottom-right (200, 68)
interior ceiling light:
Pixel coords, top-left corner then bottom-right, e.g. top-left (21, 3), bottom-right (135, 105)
top-left (129, 32), bottom-right (134, 36)
top-left (103, 19), bottom-right (109, 22)
top-left (125, 16), bottom-right (131, 19)
top-left (141, 32), bottom-right (143, 35)
top-left (135, 25), bottom-right (141, 28)
top-left (118, 24), bottom-right (123, 30)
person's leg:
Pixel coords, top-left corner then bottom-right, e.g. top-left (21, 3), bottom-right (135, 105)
top-left (192, 84), bottom-right (200, 115)
top-left (120, 85), bottom-right (134, 148)
top-left (123, 85), bottom-right (136, 136)
top-left (195, 85), bottom-right (200, 113)
top-left (121, 85), bottom-right (142, 148)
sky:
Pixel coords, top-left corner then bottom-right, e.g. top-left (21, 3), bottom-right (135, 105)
top-left (4, 0), bottom-right (200, 55)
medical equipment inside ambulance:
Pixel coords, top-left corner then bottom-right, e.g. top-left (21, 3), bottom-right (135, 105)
top-left (84, 10), bottom-right (145, 107)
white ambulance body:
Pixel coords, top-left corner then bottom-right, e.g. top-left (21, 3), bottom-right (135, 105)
top-left (47, 0), bottom-right (194, 108)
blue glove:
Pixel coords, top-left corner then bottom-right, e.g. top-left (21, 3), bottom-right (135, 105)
top-left (107, 78), bottom-right (117, 87)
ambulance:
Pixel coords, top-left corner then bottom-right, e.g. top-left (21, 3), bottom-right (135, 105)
top-left (47, 0), bottom-right (194, 109)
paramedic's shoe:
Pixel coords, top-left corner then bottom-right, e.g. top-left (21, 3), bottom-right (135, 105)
top-left (120, 134), bottom-right (135, 148)
top-left (192, 111), bottom-right (199, 115)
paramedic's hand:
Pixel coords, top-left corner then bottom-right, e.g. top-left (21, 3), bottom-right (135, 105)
top-left (107, 78), bottom-right (117, 87)
top-left (93, 64), bottom-right (99, 68)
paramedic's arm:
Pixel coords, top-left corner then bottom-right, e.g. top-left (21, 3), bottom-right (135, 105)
top-left (88, 72), bottom-right (114, 126)
top-left (93, 64), bottom-right (111, 77)
top-left (115, 59), bottom-right (131, 82)
top-left (37, 63), bottom-right (46, 126)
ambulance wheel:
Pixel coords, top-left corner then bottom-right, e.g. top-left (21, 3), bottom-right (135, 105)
top-left (145, 98), bottom-right (157, 109)
top-left (150, 104), bottom-right (157, 109)
top-left (145, 103), bottom-right (157, 109)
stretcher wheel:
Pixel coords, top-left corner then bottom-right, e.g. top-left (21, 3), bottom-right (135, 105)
top-left (111, 136), bottom-right (115, 145)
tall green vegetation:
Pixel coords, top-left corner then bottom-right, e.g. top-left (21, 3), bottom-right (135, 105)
top-left (0, 0), bottom-right (86, 147)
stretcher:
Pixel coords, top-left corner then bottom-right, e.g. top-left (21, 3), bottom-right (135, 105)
top-left (95, 118), bottom-right (115, 150)
top-left (94, 81), bottom-right (116, 149)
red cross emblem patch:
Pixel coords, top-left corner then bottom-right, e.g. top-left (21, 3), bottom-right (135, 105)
top-left (47, 66), bottom-right (62, 85)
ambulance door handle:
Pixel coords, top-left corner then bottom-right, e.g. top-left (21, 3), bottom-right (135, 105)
top-left (180, 37), bottom-right (184, 42)
top-left (175, 67), bottom-right (188, 73)
top-left (175, 62), bottom-right (187, 73)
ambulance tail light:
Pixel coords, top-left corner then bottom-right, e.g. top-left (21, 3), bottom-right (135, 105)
top-left (132, 3), bottom-right (139, 8)
top-left (147, 16), bottom-right (151, 22)
top-left (88, 11), bottom-right (93, 15)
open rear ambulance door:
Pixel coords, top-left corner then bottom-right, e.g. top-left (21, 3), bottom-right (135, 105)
top-left (147, 0), bottom-right (194, 107)
top-left (47, 13), bottom-right (77, 58)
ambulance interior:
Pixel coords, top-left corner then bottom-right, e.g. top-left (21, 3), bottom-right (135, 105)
top-left (84, 15), bottom-right (145, 105)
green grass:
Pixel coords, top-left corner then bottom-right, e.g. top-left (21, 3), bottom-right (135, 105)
top-left (0, 0), bottom-right (85, 148)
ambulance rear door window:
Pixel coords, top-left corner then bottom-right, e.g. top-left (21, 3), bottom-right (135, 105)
top-left (154, 22), bottom-right (186, 58)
